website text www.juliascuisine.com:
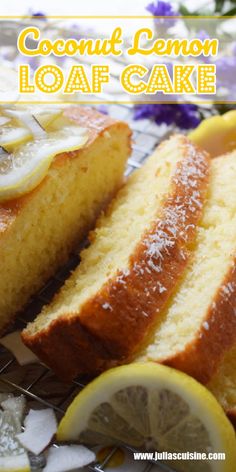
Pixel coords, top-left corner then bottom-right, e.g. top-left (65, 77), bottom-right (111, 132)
top-left (133, 451), bottom-right (226, 461)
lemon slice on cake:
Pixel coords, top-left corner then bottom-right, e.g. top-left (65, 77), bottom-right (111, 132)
top-left (3, 106), bottom-right (63, 133)
top-left (0, 126), bottom-right (87, 202)
top-left (34, 108), bottom-right (63, 129)
top-left (57, 363), bottom-right (236, 472)
top-left (0, 127), bottom-right (32, 152)
top-left (11, 105), bottom-right (62, 128)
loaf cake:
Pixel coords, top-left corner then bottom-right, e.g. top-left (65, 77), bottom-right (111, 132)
top-left (208, 344), bottom-right (236, 425)
top-left (0, 106), bottom-right (131, 334)
top-left (137, 151), bottom-right (236, 383)
top-left (22, 135), bottom-right (209, 380)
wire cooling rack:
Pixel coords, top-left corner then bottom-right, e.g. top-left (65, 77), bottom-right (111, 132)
top-left (0, 103), bottom-right (178, 472)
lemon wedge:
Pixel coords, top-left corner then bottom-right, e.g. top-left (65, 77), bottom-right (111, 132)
top-left (57, 363), bottom-right (236, 472)
top-left (189, 110), bottom-right (236, 157)
top-left (0, 126), bottom-right (87, 202)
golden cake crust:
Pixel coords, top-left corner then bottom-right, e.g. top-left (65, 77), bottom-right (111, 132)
top-left (23, 137), bottom-right (210, 381)
top-left (0, 106), bottom-right (126, 237)
top-left (160, 260), bottom-right (236, 383)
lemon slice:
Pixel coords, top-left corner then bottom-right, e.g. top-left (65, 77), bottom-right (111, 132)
top-left (58, 363), bottom-right (236, 472)
top-left (0, 117), bottom-right (11, 126)
top-left (5, 104), bottom-right (62, 122)
top-left (0, 410), bottom-right (30, 472)
top-left (4, 106), bottom-right (63, 133)
top-left (36, 111), bottom-right (62, 129)
top-left (47, 113), bottom-right (74, 131)
top-left (0, 126), bottom-right (87, 202)
top-left (33, 107), bottom-right (63, 129)
top-left (0, 127), bottom-right (32, 152)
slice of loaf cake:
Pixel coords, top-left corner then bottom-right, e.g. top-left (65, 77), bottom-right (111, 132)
top-left (0, 107), bottom-right (131, 334)
top-left (207, 344), bottom-right (236, 425)
top-left (137, 151), bottom-right (236, 383)
top-left (22, 135), bottom-right (209, 380)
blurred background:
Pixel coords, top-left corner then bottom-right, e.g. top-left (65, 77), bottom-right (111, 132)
top-left (0, 0), bottom-right (214, 17)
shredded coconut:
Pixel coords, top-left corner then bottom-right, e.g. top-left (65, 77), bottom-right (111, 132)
top-left (142, 311), bottom-right (149, 317)
top-left (102, 302), bottom-right (113, 311)
top-left (203, 321), bottom-right (210, 331)
top-left (157, 282), bottom-right (167, 294)
top-left (222, 283), bottom-right (234, 296)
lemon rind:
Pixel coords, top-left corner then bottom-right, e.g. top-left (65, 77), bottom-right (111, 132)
top-left (57, 363), bottom-right (236, 472)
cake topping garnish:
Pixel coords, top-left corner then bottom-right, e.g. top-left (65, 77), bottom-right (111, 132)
top-left (0, 106), bottom-right (88, 202)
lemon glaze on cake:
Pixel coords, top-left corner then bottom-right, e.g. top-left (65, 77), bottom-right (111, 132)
top-left (0, 106), bottom-right (131, 333)
top-left (22, 135), bottom-right (209, 381)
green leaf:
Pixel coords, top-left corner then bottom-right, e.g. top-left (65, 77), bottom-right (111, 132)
top-left (179, 4), bottom-right (191, 16)
top-left (215, 0), bottom-right (225, 13)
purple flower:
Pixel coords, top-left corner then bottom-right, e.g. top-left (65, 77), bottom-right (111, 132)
top-left (173, 104), bottom-right (201, 129)
top-left (146, 1), bottom-right (179, 27)
top-left (196, 30), bottom-right (211, 63)
top-left (97, 105), bottom-right (108, 115)
top-left (216, 56), bottom-right (236, 84)
top-left (232, 42), bottom-right (236, 57)
top-left (31, 12), bottom-right (47, 20)
top-left (134, 104), bottom-right (200, 129)
top-left (146, 0), bottom-right (177, 17)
